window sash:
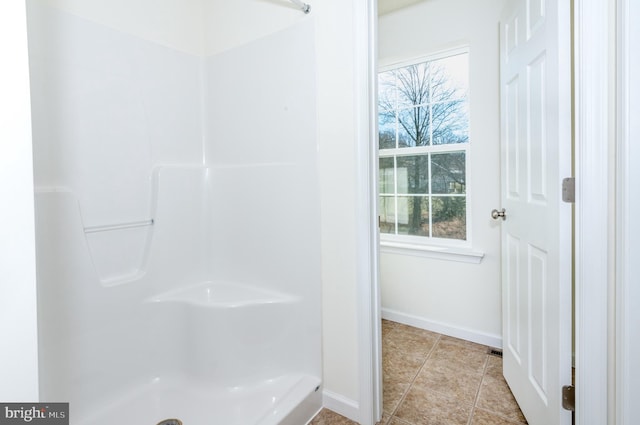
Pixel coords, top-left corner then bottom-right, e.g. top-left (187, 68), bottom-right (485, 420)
top-left (378, 142), bottom-right (469, 244)
top-left (378, 48), bottom-right (470, 246)
top-left (379, 143), bottom-right (469, 156)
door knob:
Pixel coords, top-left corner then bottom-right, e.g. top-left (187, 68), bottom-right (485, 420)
top-left (491, 208), bottom-right (506, 220)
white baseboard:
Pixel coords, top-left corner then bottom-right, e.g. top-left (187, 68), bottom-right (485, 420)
top-left (322, 389), bottom-right (360, 423)
top-left (382, 308), bottom-right (502, 349)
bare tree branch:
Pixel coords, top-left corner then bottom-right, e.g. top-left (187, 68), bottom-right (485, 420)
top-left (377, 58), bottom-right (468, 237)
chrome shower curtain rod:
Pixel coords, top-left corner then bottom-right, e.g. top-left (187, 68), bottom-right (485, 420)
top-left (289, 0), bottom-right (311, 14)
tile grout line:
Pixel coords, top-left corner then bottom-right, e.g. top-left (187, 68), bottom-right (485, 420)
top-left (466, 354), bottom-right (490, 425)
top-left (381, 322), bottom-right (405, 424)
top-left (470, 355), bottom-right (530, 425)
top-left (379, 322), bottom-right (528, 425)
top-left (386, 333), bottom-right (442, 424)
top-left (410, 338), bottom-right (488, 413)
top-left (316, 322), bottom-right (526, 425)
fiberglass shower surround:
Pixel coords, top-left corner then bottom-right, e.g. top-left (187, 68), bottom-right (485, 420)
top-left (27, 2), bottom-right (321, 424)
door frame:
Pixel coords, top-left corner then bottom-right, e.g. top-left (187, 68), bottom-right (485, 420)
top-left (355, 0), bottom-right (382, 423)
top-left (615, 0), bottom-right (640, 421)
top-left (574, 0), bottom-right (611, 423)
top-left (358, 0), bottom-right (614, 424)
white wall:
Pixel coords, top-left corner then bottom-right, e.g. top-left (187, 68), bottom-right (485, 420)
top-left (378, 0), bottom-right (506, 346)
top-left (0, 1), bottom-right (39, 401)
top-left (316, 0), bottom-right (365, 409)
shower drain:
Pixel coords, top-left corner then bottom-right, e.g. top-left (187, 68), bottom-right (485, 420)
top-left (157, 420), bottom-right (182, 425)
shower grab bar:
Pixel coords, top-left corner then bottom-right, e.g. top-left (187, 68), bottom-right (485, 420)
top-left (289, 0), bottom-right (311, 14)
top-left (84, 219), bottom-right (154, 234)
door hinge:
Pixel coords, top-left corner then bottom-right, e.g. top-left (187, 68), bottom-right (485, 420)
top-left (562, 177), bottom-right (575, 203)
top-left (562, 385), bottom-right (575, 411)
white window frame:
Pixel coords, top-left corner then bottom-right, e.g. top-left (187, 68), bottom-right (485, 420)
top-left (378, 47), bottom-right (473, 255)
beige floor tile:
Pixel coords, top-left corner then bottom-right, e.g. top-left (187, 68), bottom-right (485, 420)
top-left (383, 348), bottom-right (425, 383)
top-left (309, 408), bottom-right (359, 425)
top-left (383, 376), bottom-right (410, 414)
top-left (388, 417), bottom-right (413, 425)
top-left (412, 359), bottom-right (484, 404)
top-left (438, 335), bottom-right (488, 352)
top-left (394, 386), bottom-right (473, 425)
top-left (471, 408), bottom-right (527, 425)
top-left (484, 355), bottom-right (504, 380)
top-left (385, 325), bottom-right (439, 358)
top-left (476, 375), bottom-right (527, 423)
top-left (429, 339), bottom-right (489, 375)
top-left (382, 319), bottom-right (398, 338)
top-left (376, 411), bottom-right (392, 425)
top-left (314, 322), bottom-right (528, 425)
top-left (426, 350), bottom-right (488, 376)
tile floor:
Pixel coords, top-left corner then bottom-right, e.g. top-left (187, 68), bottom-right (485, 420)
top-left (311, 320), bottom-right (527, 425)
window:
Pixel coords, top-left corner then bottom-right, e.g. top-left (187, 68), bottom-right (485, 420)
top-left (378, 50), bottom-right (469, 244)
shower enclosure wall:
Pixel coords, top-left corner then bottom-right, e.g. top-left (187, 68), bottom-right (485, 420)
top-left (27, 2), bottom-right (321, 424)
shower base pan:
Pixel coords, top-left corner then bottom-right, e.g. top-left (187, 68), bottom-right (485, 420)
top-left (78, 373), bottom-right (321, 425)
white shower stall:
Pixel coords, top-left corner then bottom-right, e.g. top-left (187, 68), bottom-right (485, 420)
top-left (27, 1), bottom-right (322, 424)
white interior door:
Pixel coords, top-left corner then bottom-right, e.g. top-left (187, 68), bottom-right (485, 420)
top-left (499, 0), bottom-right (572, 424)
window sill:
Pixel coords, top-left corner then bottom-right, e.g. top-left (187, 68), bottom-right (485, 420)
top-left (380, 241), bottom-right (484, 264)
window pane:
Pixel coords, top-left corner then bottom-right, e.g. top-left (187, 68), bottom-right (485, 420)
top-left (431, 152), bottom-right (466, 194)
top-left (379, 157), bottom-right (395, 194)
top-left (379, 195), bottom-right (395, 234)
top-left (432, 196), bottom-right (466, 240)
top-left (432, 101), bottom-right (468, 145)
top-left (396, 155), bottom-right (428, 194)
top-left (431, 53), bottom-right (469, 101)
top-left (397, 196), bottom-right (429, 237)
top-left (379, 113), bottom-right (396, 149)
top-left (395, 63), bottom-right (430, 107)
top-left (398, 106), bottom-right (430, 147)
top-left (378, 70), bottom-right (397, 110)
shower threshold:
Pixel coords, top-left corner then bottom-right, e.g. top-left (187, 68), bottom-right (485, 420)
top-left (77, 373), bottom-right (321, 425)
